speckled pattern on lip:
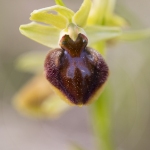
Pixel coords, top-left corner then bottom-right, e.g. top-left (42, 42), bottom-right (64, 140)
top-left (44, 33), bottom-right (109, 105)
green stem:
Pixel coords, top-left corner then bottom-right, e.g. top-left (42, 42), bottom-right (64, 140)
top-left (90, 42), bottom-right (114, 150)
top-left (91, 85), bottom-right (114, 150)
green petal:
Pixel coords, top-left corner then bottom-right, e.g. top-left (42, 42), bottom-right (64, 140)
top-left (15, 51), bottom-right (47, 73)
top-left (30, 5), bottom-right (74, 29)
top-left (19, 22), bottom-right (60, 48)
top-left (73, 0), bottom-right (92, 27)
top-left (120, 29), bottom-right (150, 41)
top-left (55, 0), bottom-right (65, 6)
top-left (85, 25), bottom-right (121, 44)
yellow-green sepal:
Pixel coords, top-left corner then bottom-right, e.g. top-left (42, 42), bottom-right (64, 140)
top-left (19, 22), bottom-right (60, 48)
top-left (73, 0), bottom-right (92, 27)
top-left (85, 25), bottom-right (122, 45)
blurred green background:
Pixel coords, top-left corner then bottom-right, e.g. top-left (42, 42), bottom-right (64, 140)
top-left (0, 0), bottom-right (150, 150)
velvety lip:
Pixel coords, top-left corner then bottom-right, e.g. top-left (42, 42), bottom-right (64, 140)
top-left (44, 34), bottom-right (109, 105)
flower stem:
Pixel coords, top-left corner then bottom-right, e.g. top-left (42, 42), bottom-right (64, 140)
top-left (91, 86), bottom-right (114, 150)
top-left (90, 42), bottom-right (114, 150)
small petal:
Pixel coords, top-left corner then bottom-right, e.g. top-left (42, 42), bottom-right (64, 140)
top-left (55, 0), bottom-right (65, 6)
top-left (30, 5), bottom-right (74, 29)
top-left (19, 22), bottom-right (60, 48)
top-left (85, 25), bottom-right (121, 45)
top-left (15, 51), bottom-right (46, 73)
top-left (13, 75), bottom-right (70, 118)
top-left (30, 12), bottom-right (67, 29)
top-left (73, 0), bottom-right (92, 27)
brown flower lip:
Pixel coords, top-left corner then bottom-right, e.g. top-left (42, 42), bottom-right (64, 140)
top-left (44, 33), bottom-right (109, 105)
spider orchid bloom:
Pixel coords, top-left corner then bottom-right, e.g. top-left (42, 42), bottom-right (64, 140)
top-left (14, 0), bottom-right (150, 118)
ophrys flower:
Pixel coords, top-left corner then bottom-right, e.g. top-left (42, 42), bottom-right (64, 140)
top-left (15, 0), bottom-right (150, 117)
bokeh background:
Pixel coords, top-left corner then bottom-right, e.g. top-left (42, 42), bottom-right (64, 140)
top-left (0, 0), bottom-right (150, 150)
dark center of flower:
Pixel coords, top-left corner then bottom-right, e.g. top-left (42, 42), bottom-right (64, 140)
top-left (44, 33), bottom-right (109, 105)
top-left (59, 33), bottom-right (88, 57)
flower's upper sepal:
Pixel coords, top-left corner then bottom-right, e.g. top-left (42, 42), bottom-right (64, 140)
top-left (73, 0), bottom-right (92, 27)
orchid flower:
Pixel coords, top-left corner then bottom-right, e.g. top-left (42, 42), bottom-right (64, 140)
top-left (15, 0), bottom-right (122, 117)
top-left (14, 1), bottom-right (150, 149)
top-left (15, 0), bottom-right (150, 117)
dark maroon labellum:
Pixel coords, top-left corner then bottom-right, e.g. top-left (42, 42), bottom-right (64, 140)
top-left (44, 33), bottom-right (109, 105)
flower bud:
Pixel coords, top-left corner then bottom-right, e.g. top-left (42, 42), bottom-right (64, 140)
top-left (44, 33), bottom-right (109, 105)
